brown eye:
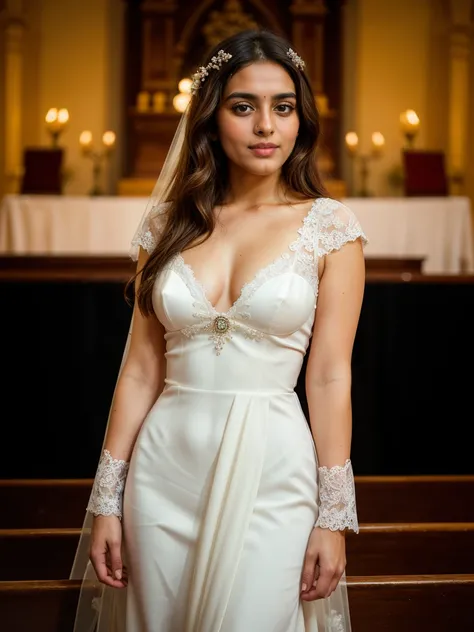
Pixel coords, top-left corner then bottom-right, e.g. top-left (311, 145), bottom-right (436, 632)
top-left (232, 103), bottom-right (253, 114)
top-left (275, 104), bottom-right (295, 114)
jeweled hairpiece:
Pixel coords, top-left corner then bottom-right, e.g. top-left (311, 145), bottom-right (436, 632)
top-left (287, 48), bottom-right (305, 71)
top-left (190, 50), bottom-right (233, 95)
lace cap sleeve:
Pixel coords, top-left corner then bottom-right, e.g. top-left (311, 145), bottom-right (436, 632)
top-left (130, 202), bottom-right (169, 261)
top-left (315, 198), bottom-right (368, 257)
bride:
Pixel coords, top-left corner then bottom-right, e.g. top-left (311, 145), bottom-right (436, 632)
top-left (71, 28), bottom-right (367, 632)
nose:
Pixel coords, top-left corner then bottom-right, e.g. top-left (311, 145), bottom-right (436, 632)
top-left (255, 108), bottom-right (274, 136)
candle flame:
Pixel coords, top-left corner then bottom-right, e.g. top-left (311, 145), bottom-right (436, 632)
top-left (345, 132), bottom-right (359, 147)
top-left (102, 131), bottom-right (116, 147)
top-left (79, 130), bottom-right (93, 146)
top-left (45, 108), bottom-right (58, 123)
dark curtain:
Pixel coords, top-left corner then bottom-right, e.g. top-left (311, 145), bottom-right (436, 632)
top-left (2, 279), bottom-right (473, 478)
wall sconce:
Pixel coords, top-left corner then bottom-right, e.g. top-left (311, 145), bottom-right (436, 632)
top-left (45, 108), bottom-right (69, 147)
top-left (79, 130), bottom-right (116, 196)
top-left (400, 109), bottom-right (420, 148)
top-left (345, 131), bottom-right (385, 197)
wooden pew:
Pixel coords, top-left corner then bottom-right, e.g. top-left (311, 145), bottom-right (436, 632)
top-left (2, 475), bottom-right (474, 529)
top-left (1, 576), bottom-right (473, 632)
top-left (2, 523), bottom-right (474, 581)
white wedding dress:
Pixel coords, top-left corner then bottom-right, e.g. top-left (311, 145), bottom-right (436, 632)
top-left (71, 196), bottom-right (367, 632)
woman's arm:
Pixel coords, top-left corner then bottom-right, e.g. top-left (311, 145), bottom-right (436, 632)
top-left (300, 237), bottom-right (365, 601)
top-left (306, 238), bottom-right (364, 472)
top-left (87, 246), bottom-right (166, 518)
top-left (102, 247), bottom-right (166, 461)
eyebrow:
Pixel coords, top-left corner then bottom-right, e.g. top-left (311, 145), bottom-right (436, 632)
top-left (225, 91), bottom-right (297, 101)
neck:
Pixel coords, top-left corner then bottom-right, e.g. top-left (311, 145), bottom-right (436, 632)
top-left (224, 163), bottom-right (287, 207)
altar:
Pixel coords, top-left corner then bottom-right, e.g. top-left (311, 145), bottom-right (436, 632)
top-left (0, 194), bottom-right (473, 274)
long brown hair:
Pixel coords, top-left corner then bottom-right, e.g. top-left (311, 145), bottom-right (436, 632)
top-left (133, 28), bottom-right (327, 316)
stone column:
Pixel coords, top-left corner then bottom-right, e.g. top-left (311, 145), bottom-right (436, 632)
top-left (447, 0), bottom-right (473, 194)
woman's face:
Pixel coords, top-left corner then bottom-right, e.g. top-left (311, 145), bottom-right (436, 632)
top-left (216, 61), bottom-right (300, 177)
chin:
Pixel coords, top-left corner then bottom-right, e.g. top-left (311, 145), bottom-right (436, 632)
top-left (241, 157), bottom-right (284, 177)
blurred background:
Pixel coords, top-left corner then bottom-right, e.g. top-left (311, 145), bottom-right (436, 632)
top-left (2, 0), bottom-right (473, 470)
top-left (2, 0), bottom-right (474, 200)
top-left (1, 2), bottom-right (474, 629)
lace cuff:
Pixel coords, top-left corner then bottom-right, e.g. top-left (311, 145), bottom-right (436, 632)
top-left (314, 459), bottom-right (359, 533)
top-left (86, 449), bottom-right (130, 519)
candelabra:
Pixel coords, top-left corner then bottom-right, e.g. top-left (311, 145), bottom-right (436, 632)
top-left (400, 109), bottom-right (420, 149)
top-left (79, 130), bottom-right (116, 196)
top-left (345, 131), bottom-right (385, 197)
top-left (45, 108), bottom-right (69, 147)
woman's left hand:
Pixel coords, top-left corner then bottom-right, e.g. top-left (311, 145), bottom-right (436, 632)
top-left (300, 526), bottom-right (346, 601)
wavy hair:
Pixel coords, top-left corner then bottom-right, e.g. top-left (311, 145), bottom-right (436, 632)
top-left (133, 28), bottom-right (327, 316)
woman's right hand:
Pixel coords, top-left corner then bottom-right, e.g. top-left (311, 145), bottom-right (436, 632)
top-left (90, 515), bottom-right (128, 589)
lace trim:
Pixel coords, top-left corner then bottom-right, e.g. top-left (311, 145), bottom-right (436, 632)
top-left (169, 201), bottom-right (324, 354)
top-left (314, 459), bottom-right (359, 533)
top-left (317, 199), bottom-right (368, 257)
top-left (133, 228), bottom-right (156, 255)
top-left (86, 449), bottom-right (130, 519)
top-left (131, 203), bottom-right (169, 257)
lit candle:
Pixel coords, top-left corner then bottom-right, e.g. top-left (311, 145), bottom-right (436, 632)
top-left (57, 108), bottom-right (69, 125)
top-left (400, 109), bottom-right (420, 133)
top-left (45, 108), bottom-right (60, 133)
top-left (102, 130), bottom-right (116, 148)
top-left (173, 92), bottom-right (191, 113)
top-left (45, 108), bottom-right (58, 124)
top-left (79, 130), bottom-right (93, 152)
top-left (178, 78), bottom-right (192, 95)
top-left (371, 131), bottom-right (385, 154)
top-left (345, 131), bottom-right (359, 154)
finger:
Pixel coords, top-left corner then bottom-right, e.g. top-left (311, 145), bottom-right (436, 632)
top-left (301, 557), bottom-right (316, 592)
top-left (311, 568), bottom-right (334, 600)
top-left (108, 541), bottom-right (124, 581)
top-left (312, 563), bottom-right (320, 587)
top-left (91, 548), bottom-right (123, 588)
top-left (300, 587), bottom-right (321, 601)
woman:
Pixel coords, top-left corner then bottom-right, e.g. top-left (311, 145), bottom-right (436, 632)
top-left (72, 28), bottom-right (367, 632)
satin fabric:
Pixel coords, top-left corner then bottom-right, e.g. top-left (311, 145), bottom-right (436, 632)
top-left (72, 197), bottom-right (364, 632)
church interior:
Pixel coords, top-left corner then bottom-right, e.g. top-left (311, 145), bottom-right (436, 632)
top-left (1, 0), bottom-right (474, 629)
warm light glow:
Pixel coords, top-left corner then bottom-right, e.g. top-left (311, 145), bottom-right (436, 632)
top-left (173, 92), bottom-right (191, 113)
top-left (79, 130), bottom-right (93, 147)
top-left (178, 78), bottom-right (192, 94)
top-left (102, 130), bottom-right (116, 147)
top-left (371, 132), bottom-right (385, 148)
top-left (400, 109), bottom-right (420, 131)
top-left (45, 108), bottom-right (58, 123)
top-left (57, 108), bottom-right (69, 124)
top-left (345, 131), bottom-right (359, 151)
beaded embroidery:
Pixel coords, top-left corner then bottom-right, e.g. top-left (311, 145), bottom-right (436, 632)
top-left (190, 50), bottom-right (233, 95)
top-left (287, 48), bottom-right (305, 70)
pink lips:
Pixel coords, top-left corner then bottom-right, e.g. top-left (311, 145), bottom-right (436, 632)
top-left (249, 143), bottom-right (279, 157)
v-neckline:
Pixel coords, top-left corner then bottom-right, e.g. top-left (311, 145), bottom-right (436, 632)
top-left (175, 198), bottom-right (321, 317)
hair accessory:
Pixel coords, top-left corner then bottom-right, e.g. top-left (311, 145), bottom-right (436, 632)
top-left (191, 50), bottom-right (233, 95)
top-left (287, 48), bottom-right (305, 71)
